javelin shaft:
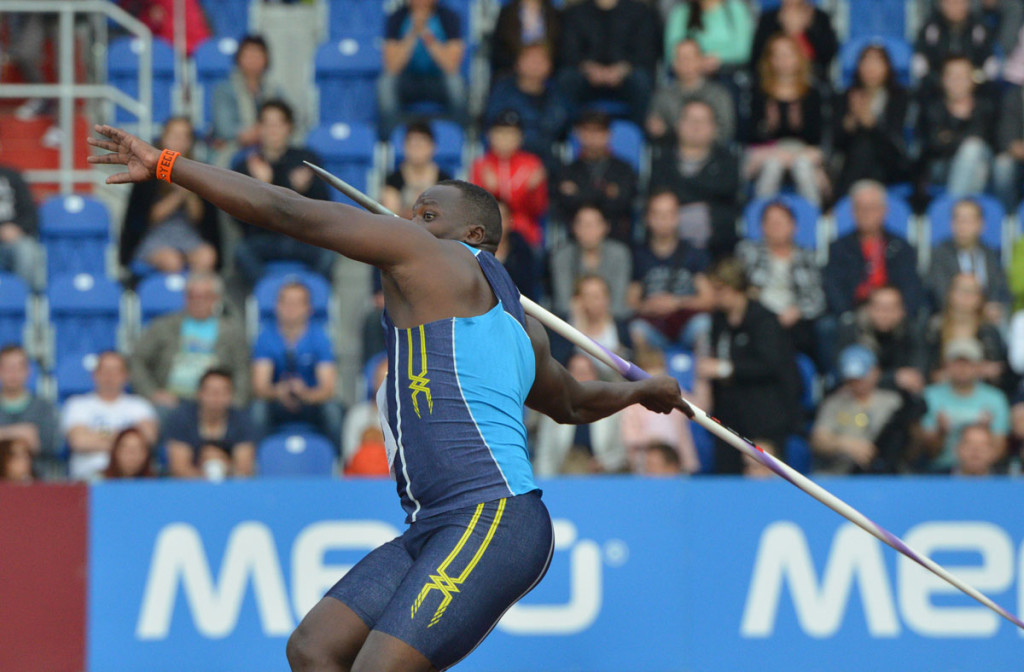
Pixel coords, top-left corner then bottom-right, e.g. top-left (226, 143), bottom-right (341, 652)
top-left (307, 162), bottom-right (1024, 631)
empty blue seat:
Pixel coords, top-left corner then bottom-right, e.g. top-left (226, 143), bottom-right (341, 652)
top-left (329, 0), bottom-right (386, 39)
top-left (259, 431), bottom-right (335, 476)
top-left (199, 0), bottom-right (250, 38)
top-left (785, 435), bottom-right (812, 474)
top-left (0, 273), bottom-right (29, 348)
top-left (316, 36), bottom-right (382, 125)
top-left (927, 194), bottom-right (1004, 250)
top-left (47, 273), bottom-right (121, 368)
top-left (253, 270), bottom-right (331, 331)
top-left (136, 273), bottom-right (186, 326)
top-left (846, 0), bottom-right (906, 40)
top-left (691, 424), bottom-right (715, 474)
top-left (840, 36), bottom-right (913, 88)
top-left (194, 37), bottom-right (239, 131)
top-left (833, 193), bottom-right (913, 240)
top-left (390, 120), bottom-right (464, 176)
top-left (569, 120), bottom-right (645, 174)
top-left (664, 347), bottom-right (695, 393)
top-left (743, 195), bottom-right (820, 250)
top-left (39, 194), bottom-right (110, 281)
top-left (107, 36), bottom-right (176, 125)
top-left (55, 353), bottom-right (99, 402)
top-left (305, 121), bottom-right (377, 201)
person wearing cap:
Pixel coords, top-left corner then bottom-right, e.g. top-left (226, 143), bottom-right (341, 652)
top-left (470, 110), bottom-right (548, 248)
top-left (920, 337), bottom-right (1011, 472)
top-left (811, 345), bottom-right (906, 474)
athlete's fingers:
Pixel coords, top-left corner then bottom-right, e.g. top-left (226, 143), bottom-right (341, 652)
top-left (88, 153), bottom-right (127, 165)
top-left (675, 397), bottom-right (695, 419)
top-left (106, 172), bottom-right (134, 184)
top-left (86, 137), bottom-right (119, 152)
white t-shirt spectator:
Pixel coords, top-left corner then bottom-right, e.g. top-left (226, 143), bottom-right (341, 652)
top-left (61, 393), bottom-right (157, 480)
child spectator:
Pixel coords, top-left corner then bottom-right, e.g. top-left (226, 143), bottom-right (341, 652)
top-left (101, 428), bottom-right (154, 479)
top-left (380, 121), bottom-right (451, 220)
top-left (549, 206), bottom-right (632, 319)
top-left (210, 35), bottom-right (287, 154)
top-left (342, 356), bottom-right (389, 475)
top-left (0, 437), bottom-right (33, 482)
top-left (664, 0), bottom-right (754, 76)
top-left (647, 39), bottom-right (736, 145)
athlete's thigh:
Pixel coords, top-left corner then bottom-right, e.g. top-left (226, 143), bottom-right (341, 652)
top-left (323, 537), bottom-right (415, 630)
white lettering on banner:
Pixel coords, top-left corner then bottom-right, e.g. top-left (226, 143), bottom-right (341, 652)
top-left (899, 522), bottom-right (1013, 637)
top-left (741, 522), bottom-right (900, 638)
top-left (136, 522), bottom-right (294, 640)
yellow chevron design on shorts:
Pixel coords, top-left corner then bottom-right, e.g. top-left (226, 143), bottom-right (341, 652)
top-left (410, 498), bottom-right (506, 628)
top-left (407, 325), bottom-right (432, 418)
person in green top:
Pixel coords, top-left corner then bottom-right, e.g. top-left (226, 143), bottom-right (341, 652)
top-left (664, 0), bottom-right (754, 74)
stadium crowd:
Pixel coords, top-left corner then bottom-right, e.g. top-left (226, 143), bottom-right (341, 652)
top-left (2, 0), bottom-right (1024, 483)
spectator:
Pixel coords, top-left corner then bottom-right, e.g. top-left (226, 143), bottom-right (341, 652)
top-left (484, 42), bottom-right (569, 166)
top-left (128, 0), bottom-right (211, 56)
top-left (131, 273), bottom-right (250, 411)
top-left (751, 0), bottom-right (838, 82)
top-left (994, 83), bottom-right (1024, 210)
top-left (552, 110), bottom-right (637, 243)
top-left (165, 368), bottom-right (256, 479)
top-left (832, 45), bottom-right (911, 197)
top-left (824, 180), bottom-right (924, 318)
top-left (0, 163), bottom-right (39, 288)
top-left (810, 345), bottom-right (907, 474)
top-left (924, 273), bottom-right (1007, 386)
top-left (913, 0), bottom-right (998, 93)
top-left (925, 199), bottom-right (1011, 320)
top-left (920, 338), bottom-right (1010, 472)
top-left (953, 423), bottom-right (1003, 475)
top-left (470, 110), bottom-right (548, 248)
top-left (747, 34), bottom-right (828, 207)
top-left (698, 257), bottom-right (802, 474)
top-left (0, 437), bottom-right (33, 482)
top-left (918, 56), bottom-right (995, 197)
top-left (101, 428), bottom-right (154, 479)
top-left (742, 438), bottom-right (781, 478)
top-left (981, 0), bottom-right (1024, 57)
top-left (649, 100), bottom-right (740, 256)
top-left (119, 117), bottom-right (219, 275)
top-left (380, 121), bottom-right (451, 220)
top-left (232, 100), bottom-right (334, 284)
top-left (549, 274), bottom-right (631, 377)
top-left (6, 13), bottom-right (55, 120)
top-left (643, 441), bottom-right (684, 476)
top-left (558, 0), bottom-right (660, 126)
top-left (61, 352), bottom-right (158, 481)
top-left (379, 0), bottom-right (466, 137)
top-left (210, 35), bottom-right (287, 154)
top-left (533, 353), bottom-right (626, 476)
top-left (736, 200), bottom-right (825, 362)
top-left (342, 356), bottom-right (389, 473)
top-left (550, 206), bottom-right (632, 318)
top-left (494, 200), bottom-right (539, 300)
top-left (628, 190), bottom-right (712, 351)
top-left (664, 0), bottom-right (754, 76)
top-left (0, 345), bottom-right (57, 461)
top-left (646, 39), bottom-right (736, 145)
top-left (251, 281), bottom-right (341, 441)
top-left (490, 0), bottom-right (561, 77)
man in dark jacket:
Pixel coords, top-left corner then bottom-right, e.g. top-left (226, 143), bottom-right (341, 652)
top-left (913, 0), bottom-right (998, 94)
top-left (0, 164), bottom-right (39, 288)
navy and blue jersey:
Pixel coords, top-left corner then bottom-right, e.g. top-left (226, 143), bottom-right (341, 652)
top-left (378, 243), bottom-right (538, 522)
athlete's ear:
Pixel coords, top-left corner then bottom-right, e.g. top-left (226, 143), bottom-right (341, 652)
top-left (464, 223), bottom-right (487, 246)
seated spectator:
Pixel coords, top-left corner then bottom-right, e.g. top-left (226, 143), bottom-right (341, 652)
top-left (743, 438), bottom-right (781, 478)
top-left (119, 117), bottom-right (219, 275)
top-left (924, 273), bottom-right (1006, 385)
top-left (131, 273), bottom-right (250, 411)
top-left (746, 34), bottom-right (828, 207)
top-left (251, 280), bottom-right (341, 441)
top-left (643, 441), bottom-right (684, 476)
top-left (913, 0), bottom-right (997, 94)
top-left (647, 39), bottom-right (736, 145)
top-left (166, 368), bottom-right (256, 479)
top-left (558, 0), bottom-right (659, 126)
top-left (0, 437), bottom-right (33, 482)
top-left (824, 181), bottom-right (924, 319)
top-left (380, 121), bottom-right (451, 220)
top-left (920, 338), bottom-right (1010, 472)
top-left (0, 345), bottom-right (57, 462)
top-left (832, 45), bottom-right (910, 198)
top-left (664, 0), bottom-right (754, 76)
top-left (953, 423), bottom-right (1003, 475)
top-left (628, 190), bottom-right (712, 351)
top-left (649, 101), bottom-right (740, 256)
top-left (552, 110), bottom-right (636, 243)
top-left (485, 42), bottom-right (569, 166)
top-left (810, 345), bottom-right (907, 474)
top-left (494, 200), bottom-right (539, 300)
top-left (232, 100), bottom-right (334, 284)
top-left (210, 35), bottom-right (287, 155)
top-left (378, 0), bottom-right (466, 137)
top-left (470, 110), bottom-right (548, 248)
top-left (994, 83), bottom-right (1024, 210)
top-left (698, 258), bottom-right (802, 474)
top-left (926, 199), bottom-right (1011, 320)
top-left (0, 163), bottom-right (39, 289)
top-left (490, 0), bottom-right (561, 77)
top-left (342, 356), bottom-right (388, 472)
top-left (549, 274), bottom-right (631, 377)
top-left (131, 0), bottom-right (210, 56)
top-left (533, 353), bottom-right (626, 476)
top-left (918, 56), bottom-right (995, 198)
top-left (61, 352), bottom-right (158, 481)
top-left (550, 206), bottom-right (632, 318)
top-left (736, 200), bottom-right (825, 363)
top-left (101, 428), bottom-right (154, 480)
top-left (751, 0), bottom-right (838, 83)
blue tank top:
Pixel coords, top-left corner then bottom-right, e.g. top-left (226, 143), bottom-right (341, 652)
top-left (378, 243), bottom-right (538, 522)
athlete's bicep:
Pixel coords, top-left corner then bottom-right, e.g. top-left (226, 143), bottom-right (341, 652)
top-left (524, 316), bottom-right (580, 424)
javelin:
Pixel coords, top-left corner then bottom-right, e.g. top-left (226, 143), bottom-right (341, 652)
top-left (305, 161), bottom-right (1024, 631)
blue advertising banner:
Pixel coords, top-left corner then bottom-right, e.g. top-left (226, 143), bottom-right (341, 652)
top-left (89, 478), bottom-right (1024, 672)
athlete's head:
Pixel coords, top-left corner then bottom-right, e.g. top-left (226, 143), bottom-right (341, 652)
top-left (411, 180), bottom-right (502, 254)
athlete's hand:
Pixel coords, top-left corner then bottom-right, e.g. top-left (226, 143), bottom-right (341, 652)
top-left (638, 375), bottom-right (694, 418)
top-left (87, 124), bottom-right (161, 184)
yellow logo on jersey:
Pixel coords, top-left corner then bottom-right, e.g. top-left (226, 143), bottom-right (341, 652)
top-left (408, 325), bottom-right (433, 418)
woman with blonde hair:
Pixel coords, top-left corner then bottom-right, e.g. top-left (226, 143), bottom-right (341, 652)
top-left (925, 272), bottom-right (1006, 385)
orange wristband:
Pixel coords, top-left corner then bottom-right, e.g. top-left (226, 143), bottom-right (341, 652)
top-left (156, 149), bottom-right (180, 183)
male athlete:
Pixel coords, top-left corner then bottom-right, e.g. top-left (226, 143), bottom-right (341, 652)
top-left (88, 124), bottom-right (691, 672)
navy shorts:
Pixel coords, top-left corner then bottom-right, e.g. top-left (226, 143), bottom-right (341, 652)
top-left (326, 491), bottom-right (554, 670)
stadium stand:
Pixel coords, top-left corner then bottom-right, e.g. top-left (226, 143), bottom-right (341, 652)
top-left (315, 36), bottom-right (382, 126)
top-left (135, 273), bottom-right (187, 327)
top-left (0, 273), bottom-right (30, 350)
top-left (107, 36), bottom-right (177, 125)
top-left (305, 121), bottom-right (378, 198)
top-left (258, 431), bottom-right (336, 477)
top-left (38, 195), bottom-right (111, 282)
top-left (193, 36), bottom-right (239, 131)
top-left (46, 273), bottom-right (121, 369)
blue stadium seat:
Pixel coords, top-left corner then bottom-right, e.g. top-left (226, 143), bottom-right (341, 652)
top-left (795, 353), bottom-right (817, 411)
top-left (390, 120), bottom-right (464, 176)
top-left (363, 350), bottom-right (387, 400)
top-left (107, 36), bottom-right (176, 125)
top-left (316, 36), bottom-right (382, 125)
top-left (39, 194), bottom-right (110, 281)
top-left (305, 121), bottom-right (377, 200)
top-left (55, 353), bottom-right (99, 402)
top-left (0, 273), bottom-right (29, 349)
top-left (664, 347), bottom-right (695, 393)
top-left (833, 193), bottom-right (913, 240)
top-left (846, 0), bottom-right (906, 40)
top-left (258, 431), bottom-right (335, 476)
top-left (329, 0), bottom-right (386, 39)
top-left (692, 424), bottom-right (715, 474)
top-left (194, 37), bottom-right (239, 131)
top-left (569, 120), bottom-right (645, 174)
top-left (253, 270), bottom-right (331, 331)
top-left (927, 194), bottom-right (1004, 250)
top-left (785, 435), bottom-right (812, 474)
top-left (199, 0), bottom-right (250, 38)
top-left (743, 195), bottom-right (820, 250)
top-left (840, 36), bottom-right (913, 88)
top-left (136, 273), bottom-right (186, 326)
top-left (47, 273), bottom-right (121, 368)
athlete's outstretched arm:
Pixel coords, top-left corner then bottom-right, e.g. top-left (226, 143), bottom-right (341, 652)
top-left (524, 316), bottom-right (690, 425)
top-left (87, 125), bottom-right (436, 269)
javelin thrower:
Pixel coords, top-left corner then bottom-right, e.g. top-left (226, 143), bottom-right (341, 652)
top-left (87, 124), bottom-right (690, 672)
